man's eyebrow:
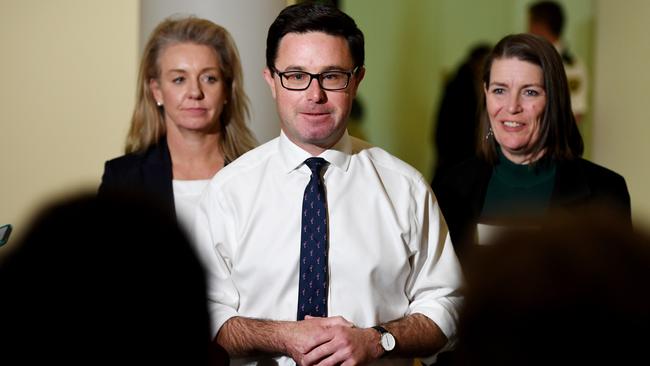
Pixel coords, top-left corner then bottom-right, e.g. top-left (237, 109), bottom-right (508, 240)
top-left (278, 65), bottom-right (351, 72)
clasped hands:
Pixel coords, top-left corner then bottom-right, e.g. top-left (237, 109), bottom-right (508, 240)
top-left (283, 315), bottom-right (384, 366)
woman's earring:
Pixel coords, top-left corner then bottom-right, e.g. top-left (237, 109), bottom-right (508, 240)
top-left (156, 101), bottom-right (163, 107)
top-left (485, 127), bottom-right (494, 140)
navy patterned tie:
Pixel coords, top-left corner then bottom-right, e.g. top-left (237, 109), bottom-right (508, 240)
top-left (297, 157), bottom-right (329, 320)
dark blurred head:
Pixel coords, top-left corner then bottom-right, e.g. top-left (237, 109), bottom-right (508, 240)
top-left (266, 2), bottom-right (364, 72)
top-left (456, 212), bottom-right (650, 365)
top-left (466, 43), bottom-right (491, 76)
top-left (0, 191), bottom-right (211, 365)
top-left (528, 1), bottom-right (565, 39)
top-left (478, 33), bottom-right (582, 165)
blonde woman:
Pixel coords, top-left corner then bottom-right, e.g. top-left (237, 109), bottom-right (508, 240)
top-left (99, 16), bottom-right (256, 230)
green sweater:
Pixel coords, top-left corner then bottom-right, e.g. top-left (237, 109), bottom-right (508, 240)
top-left (481, 150), bottom-right (557, 221)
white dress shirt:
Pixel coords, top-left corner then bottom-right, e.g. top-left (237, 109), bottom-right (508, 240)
top-left (193, 131), bottom-right (463, 366)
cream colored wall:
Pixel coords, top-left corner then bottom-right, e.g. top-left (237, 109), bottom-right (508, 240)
top-left (593, 0), bottom-right (650, 228)
top-left (0, 1), bottom-right (139, 247)
top-left (344, 0), bottom-right (521, 180)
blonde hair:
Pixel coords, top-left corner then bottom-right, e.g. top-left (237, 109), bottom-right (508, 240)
top-left (125, 16), bottom-right (257, 162)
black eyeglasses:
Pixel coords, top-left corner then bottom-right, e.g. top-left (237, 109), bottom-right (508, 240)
top-left (273, 67), bottom-right (358, 91)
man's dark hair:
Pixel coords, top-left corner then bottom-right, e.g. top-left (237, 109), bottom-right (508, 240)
top-left (266, 2), bottom-right (364, 72)
top-left (529, 1), bottom-right (565, 37)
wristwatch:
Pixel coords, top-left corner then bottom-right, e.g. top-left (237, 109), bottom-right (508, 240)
top-left (372, 325), bottom-right (396, 355)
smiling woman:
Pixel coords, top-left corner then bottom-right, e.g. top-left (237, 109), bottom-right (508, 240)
top-left (98, 16), bottom-right (257, 233)
top-left (434, 33), bottom-right (631, 264)
top-left (484, 58), bottom-right (546, 164)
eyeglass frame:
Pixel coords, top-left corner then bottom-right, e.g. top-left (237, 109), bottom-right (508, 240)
top-left (271, 66), bottom-right (360, 91)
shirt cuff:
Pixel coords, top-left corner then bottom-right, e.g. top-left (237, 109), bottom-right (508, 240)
top-left (209, 301), bottom-right (240, 340)
top-left (408, 295), bottom-right (462, 361)
top-left (409, 295), bottom-right (461, 340)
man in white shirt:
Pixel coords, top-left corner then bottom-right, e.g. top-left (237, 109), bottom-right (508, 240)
top-left (528, 0), bottom-right (588, 122)
top-left (193, 3), bottom-right (463, 365)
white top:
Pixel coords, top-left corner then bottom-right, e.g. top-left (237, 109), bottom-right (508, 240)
top-left (173, 179), bottom-right (210, 236)
top-left (193, 131), bottom-right (463, 366)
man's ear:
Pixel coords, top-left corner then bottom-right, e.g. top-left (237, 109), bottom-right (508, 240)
top-left (350, 66), bottom-right (366, 95)
top-left (263, 67), bottom-right (277, 99)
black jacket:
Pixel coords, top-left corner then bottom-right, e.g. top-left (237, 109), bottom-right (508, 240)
top-left (98, 138), bottom-right (175, 218)
top-left (435, 157), bottom-right (631, 263)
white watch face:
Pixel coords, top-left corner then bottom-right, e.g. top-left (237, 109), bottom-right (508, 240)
top-left (381, 332), bottom-right (396, 351)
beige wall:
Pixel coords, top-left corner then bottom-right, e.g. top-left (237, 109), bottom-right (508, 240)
top-left (0, 1), bottom-right (139, 246)
top-left (593, 0), bottom-right (650, 228)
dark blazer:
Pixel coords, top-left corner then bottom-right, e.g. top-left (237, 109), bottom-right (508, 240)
top-left (435, 157), bottom-right (631, 263)
top-left (98, 138), bottom-right (175, 218)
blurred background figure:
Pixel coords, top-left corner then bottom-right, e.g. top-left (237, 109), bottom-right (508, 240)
top-left (453, 212), bottom-right (650, 365)
top-left (528, 0), bottom-right (588, 123)
top-left (0, 191), bottom-right (218, 365)
top-left (435, 34), bottom-right (630, 264)
top-left (432, 43), bottom-right (491, 191)
top-left (346, 97), bottom-right (368, 141)
top-left (98, 16), bottom-right (257, 233)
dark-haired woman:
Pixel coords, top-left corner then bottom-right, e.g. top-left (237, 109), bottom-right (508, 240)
top-left (435, 33), bottom-right (630, 263)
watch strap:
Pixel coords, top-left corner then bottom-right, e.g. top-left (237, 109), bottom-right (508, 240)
top-left (372, 325), bottom-right (389, 335)
top-left (372, 325), bottom-right (394, 356)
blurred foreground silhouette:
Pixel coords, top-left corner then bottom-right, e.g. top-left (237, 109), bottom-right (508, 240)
top-left (0, 191), bottom-right (216, 365)
top-left (454, 212), bottom-right (649, 365)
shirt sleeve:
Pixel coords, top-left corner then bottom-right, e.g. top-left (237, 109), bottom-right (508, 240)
top-left (404, 176), bottom-right (464, 344)
top-left (192, 181), bottom-right (241, 339)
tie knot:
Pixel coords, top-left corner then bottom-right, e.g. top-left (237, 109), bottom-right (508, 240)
top-left (304, 157), bottom-right (327, 176)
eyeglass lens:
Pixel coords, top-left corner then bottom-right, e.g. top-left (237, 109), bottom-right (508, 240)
top-left (280, 71), bottom-right (350, 90)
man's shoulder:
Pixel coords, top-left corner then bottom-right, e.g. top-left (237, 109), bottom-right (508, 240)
top-left (211, 137), bottom-right (280, 186)
top-left (349, 136), bottom-right (427, 184)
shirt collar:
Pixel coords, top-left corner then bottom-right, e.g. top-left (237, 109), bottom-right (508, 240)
top-left (278, 130), bottom-right (352, 174)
